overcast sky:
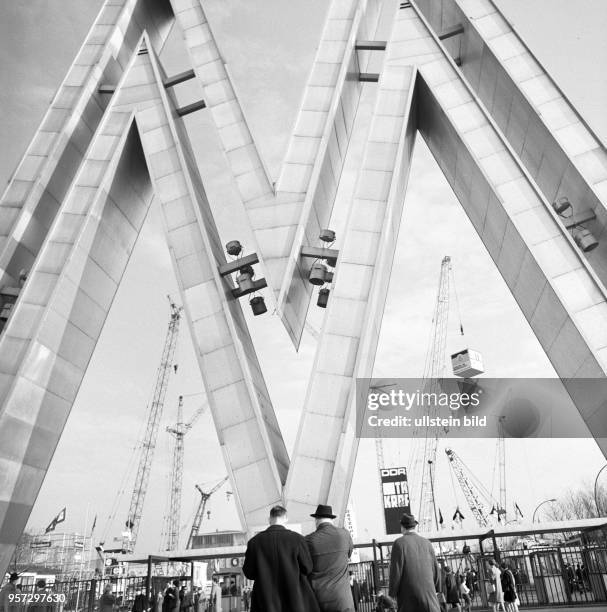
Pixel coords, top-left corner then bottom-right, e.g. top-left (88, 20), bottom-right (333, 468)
top-left (1, 0), bottom-right (606, 551)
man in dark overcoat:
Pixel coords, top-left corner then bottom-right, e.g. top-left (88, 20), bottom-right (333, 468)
top-left (243, 505), bottom-right (319, 612)
top-left (305, 504), bottom-right (355, 612)
top-left (162, 581), bottom-right (179, 612)
top-left (388, 513), bottom-right (441, 612)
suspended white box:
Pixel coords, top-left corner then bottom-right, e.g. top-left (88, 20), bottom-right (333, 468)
top-left (451, 348), bottom-right (484, 377)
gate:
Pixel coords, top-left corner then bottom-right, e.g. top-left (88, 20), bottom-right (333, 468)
top-left (348, 561), bottom-right (376, 612)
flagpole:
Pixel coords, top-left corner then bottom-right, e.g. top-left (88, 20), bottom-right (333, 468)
top-left (75, 504), bottom-right (90, 612)
top-left (428, 460), bottom-right (444, 555)
top-left (87, 513), bottom-right (97, 581)
top-left (61, 531), bottom-right (67, 579)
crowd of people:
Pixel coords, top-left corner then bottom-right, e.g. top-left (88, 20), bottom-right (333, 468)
top-left (239, 505), bottom-right (523, 612)
top-left (3, 509), bottom-right (595, 612)
top-left (565, 562), bottom-right (590, 594)
top-left (148, 577), bottom-right (220, 612)
top-left (0, 513), bottom-right (522, 612)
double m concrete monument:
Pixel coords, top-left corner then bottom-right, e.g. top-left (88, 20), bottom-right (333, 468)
top-left (1, 0), bottom-right (607, 570)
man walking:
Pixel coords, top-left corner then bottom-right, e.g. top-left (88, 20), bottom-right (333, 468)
top-left (500, 562), bottom-right (518, 612)
top-left (388, 513), bottom-right (441, 612)
top-left (243, 505), bottom-right (319, 612)
top-left (132, 589), bottom-right (147, 612)
top-left (162, 581), bottom-right (179, 612)
top-left (162, 580), bottom-right (179, 612)
top-left (305, 504), bottom-right (355, 612)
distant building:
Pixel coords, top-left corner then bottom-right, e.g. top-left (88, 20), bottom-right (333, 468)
top-left (12, 532), bottom-right (91, 580)
top-left (190, 530), bottom-right (246, 550)
top-left (190, 531), bottom-right (246, 580)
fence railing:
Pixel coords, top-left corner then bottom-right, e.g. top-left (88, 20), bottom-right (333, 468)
top-left (368, 543), bottom-right (607, 610)
top-left (8, 543), bottom-right (607, 611)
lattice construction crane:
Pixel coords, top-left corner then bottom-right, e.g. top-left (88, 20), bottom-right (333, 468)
top-left (445, 447), bottom-right (493, 528)
top-left (497, 416), bottom-right (507, 523)
top-left (122, 297), bottom-right (182, 552)
top-left (412, 256), bottom-right (453, 532)
top-left (164, 397), bottom-right (209, 551)
top-left (186, 476), bottom-right (230, 549)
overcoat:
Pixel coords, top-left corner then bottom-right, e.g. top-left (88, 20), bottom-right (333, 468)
top-left (305, 523), bottom-right (355, 612)
top-left (162, 587), bottom-right (177, 612)
top-left (208, 584), bottom-right (221, 612)
top-left (388, 531), bottom-right (441, 612)
top-left (132, 594), bottom-right (147, 612)
top-left (243, 524), bottom-right (320, 612)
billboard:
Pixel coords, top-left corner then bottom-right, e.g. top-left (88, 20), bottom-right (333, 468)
top-left (380, 467), bottom-right (411, 535)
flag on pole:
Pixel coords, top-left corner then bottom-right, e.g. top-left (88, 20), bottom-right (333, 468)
top-left (45, 508), bottom-right (66, 533)
top-left (91, 515), bottom-right (97, 535)
top-left (515, 502), bottom-right (524, 518)
top-left (453, 508), bottom-right (465, 522)
top-left (439, 509), bottom-right (444, 527)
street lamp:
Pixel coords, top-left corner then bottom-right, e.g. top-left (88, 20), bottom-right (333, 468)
top-left (594, 464), bottom-right (607, 516)
top-left (532, 499), bottom-right (557, 524)
top-left (532, 498), bottom-right (556, 543)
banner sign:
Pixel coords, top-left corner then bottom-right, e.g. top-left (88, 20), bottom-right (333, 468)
top-left (380, 467), bottom-right (411, 535)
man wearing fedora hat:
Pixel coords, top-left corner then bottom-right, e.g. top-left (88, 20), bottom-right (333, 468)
top-left (305, 504), bottom-right (355, 612)
top-left (243, 505), bottom-right (319, 612)
top-left (388, 513), bottom-right (441, 612)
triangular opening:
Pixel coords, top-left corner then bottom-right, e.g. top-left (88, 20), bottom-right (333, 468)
top-left (23, 29), bottom-right (327, 553)
top-left (348, 131), bottom-right (604, 536)
top-left (24, 119), bottom-right (242, 554)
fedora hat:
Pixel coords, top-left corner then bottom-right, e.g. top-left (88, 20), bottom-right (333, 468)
top-left (310, 504), bottom-right (336, 519)
top-left (400, 513), bottom-right (418, 529)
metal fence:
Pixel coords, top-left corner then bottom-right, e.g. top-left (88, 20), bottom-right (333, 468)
top-left (348, 560), bottom-right (376, 612)
top-left (9, 543), bottom-right (607, 611)
top-left (363, 540), bottom-right (607, 610)
top-left (15, 576), bottom-right (149, 612)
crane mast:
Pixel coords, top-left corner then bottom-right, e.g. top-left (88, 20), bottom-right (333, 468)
top-left (186, 476), bottom-right (229, 549)
top-left (124, 297), bottom-right (181, 551)
top-left (497, 416), bottom-right (507, 522)
top-left (375, 437), bottom-right (386, 472)
top-left (164, 397), bottom-right (209, 551)
top-left (445, 448), bottom-right (489, 527)
top-left (165, 396), bottom-right (185, 551)
top-left (414, 256), bottom-right (451, 532)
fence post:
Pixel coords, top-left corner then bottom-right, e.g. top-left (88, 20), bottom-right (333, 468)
top-left (371, 540), bottom-right (379, 596)
top-left (379, 540), bottom-right (385, 590)
top-left (492, 533), bottom-right (501, 563)
top-left (146, 556), bottom-right (152, 606)
top-left (88, 579), bottom-right (96, 612)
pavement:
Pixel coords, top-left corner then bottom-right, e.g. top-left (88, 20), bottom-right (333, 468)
top-left (519, 603), bottom-right (607, 612)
